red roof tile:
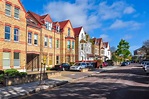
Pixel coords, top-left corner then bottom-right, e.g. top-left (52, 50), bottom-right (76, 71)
top-left (59, 20), bottom-right (69, 29)
top-left (73, 27), bottom-right (82, 37)
top-left (28, 11), bottom-right (53, 25)
top-left (103, 42), bottom-right (108, 48)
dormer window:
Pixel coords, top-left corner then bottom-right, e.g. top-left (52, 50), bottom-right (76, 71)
top-left (45, 22), bottom-right (52, 30)
top-left (68, 28), bottom-right (70, 36)
top-left (56, 25), bottom-right (60, 32)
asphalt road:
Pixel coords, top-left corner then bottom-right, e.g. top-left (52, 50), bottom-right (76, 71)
top-left (20, 63), bottom-right (149, 99)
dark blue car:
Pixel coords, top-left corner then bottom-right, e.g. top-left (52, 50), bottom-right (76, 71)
top-left (121, 62), bottom-right (128, 66)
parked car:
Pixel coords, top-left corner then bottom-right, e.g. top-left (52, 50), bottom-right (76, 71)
top-left (102, 62), bottom-right (108, 67)
top-left (70, 62), bottom-right (88, 71)
top-left (144, 63), bottom-right (149, 74)
top-left (142, 62), bottom-right (149, 69)
top-left (86, 62), bottom-right (94, 69)
top-left (54, 63), bottom-right (70, 71)
top-left (121, 62), bottom-right (128, 66)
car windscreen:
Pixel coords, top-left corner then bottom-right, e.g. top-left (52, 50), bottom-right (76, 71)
top-left (74, 63), bottom-right (80, 66)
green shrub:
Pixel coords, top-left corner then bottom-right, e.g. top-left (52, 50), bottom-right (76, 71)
top-left (0, 70), bottom-right (4, 74)
top-left (46, 67), bottom-right (51, 71)
top-left (4, 69), bottom-right (20, 77)
top-left (19, 72), bottom-right (27, 77)
top-left (0, 74), bottom-right (4, 83)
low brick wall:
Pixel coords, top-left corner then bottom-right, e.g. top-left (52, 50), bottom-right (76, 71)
top-left (3, 71), bottom-right (61, 86)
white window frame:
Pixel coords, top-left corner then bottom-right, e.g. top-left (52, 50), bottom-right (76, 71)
top-left (5, 3), bottom-right (11, 16)
top-left (14, 28), bottom-right (19, 42)
top-left (72, 41), bottom-right (75, 49)
top-left (34, 34), bottom-right (38, 45)
top-left (3, 52), bottom-right (10, 69)
top-left (45, 22), bottom-right (52, 31)
top-left (44, 36), bottom-right (48, 47)
top-left (56, 26), bottom-right (60, 32)
top-left (14, 7), bottom-right (19, 19)
top-left (5, 26), bottom-right (11, 40)
top-left (67, 40), bottom-right (71, 49)
top-left (28, 32), bottom-right (32, 44)
top-left (14, 52), bottom-right (20, 67)
top-left (49, 38), bottom-right (52, 48)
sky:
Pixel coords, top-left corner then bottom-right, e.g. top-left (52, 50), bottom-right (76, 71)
top-left (21, 0), bottom-right (149, 54)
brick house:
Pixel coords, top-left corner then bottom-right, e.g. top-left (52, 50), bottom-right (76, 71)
top-left (26, 11), bottom-right (61, 71)
top-left (59, 20), bottom-right (75, 63)
top-left (90, 38), bottom-right (100, 60)
top-left (0, 0), bottom-right (26, 71)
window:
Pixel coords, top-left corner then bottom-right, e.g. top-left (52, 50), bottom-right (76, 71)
top-left (28, 32), bottom-right (32, 44)
top-left (72, 41), bottom-right (74, 49)
top-left (5, 26), bottom-right (11, 40)
top-left (5, 3), bottom-right (11, 16)
top-left (14, 7), bottom-right (19, 19)
top-left (44, 37), bottom-right (48, 47)
top-left (45, 22), bottom-right (52, 30)
top-left (56, 26), bottom-right (60, 32)
top-left (34, 34), bottom-right (38, 45)
top-left (81, 44), bottom-right (83, 50)
top-left (14, 28), bottom-right (19, 41)
top-left (3, 52), bottom-right (10, 69)
top-left (49, 38), bottom-right (52, 48)
top-left (67, 40), bottom-right (71, 49)
top-left (81, 34), bottom-right (84, 39)
top-left (56, 39), bottom-right (59, 48)
top-left (68, 28), bottom-right (70, 36)
top-left (101, 50), bottom-right (104, 54)
top-left (56, 56), bottom-right (59, 64)
top-left (49, 55), bottom-right (52, 65)
top-left (43, 55), bottom-right (47, 64)
top-left (14, 52), bottom-right (20, 67)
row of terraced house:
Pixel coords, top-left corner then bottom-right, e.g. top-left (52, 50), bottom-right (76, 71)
top-left (0, 0), bottom-right (111, 72)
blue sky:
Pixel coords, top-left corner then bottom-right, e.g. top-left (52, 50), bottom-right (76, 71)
top-left (21, 0), bottom-right (149, 54)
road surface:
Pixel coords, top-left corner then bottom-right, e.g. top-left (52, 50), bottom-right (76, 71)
top-left (20, 63), bottom-right (149, 99)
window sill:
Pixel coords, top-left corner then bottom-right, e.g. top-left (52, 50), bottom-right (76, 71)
top-left (28, 43), bottom-right (32, 46)
top-left (14, 17), bottom-right (20, 20)
top-left (5, 14), bottom-right (11, 17)
top-left (5, 39), bottom-right (11, 42)
top-left (34, 44), bottom-right (38, 46)
top-left (14, 41), bottom-right (19, 43)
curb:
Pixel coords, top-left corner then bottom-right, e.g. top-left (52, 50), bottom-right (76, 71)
top-left (3, 81), bottom-right (69, 99)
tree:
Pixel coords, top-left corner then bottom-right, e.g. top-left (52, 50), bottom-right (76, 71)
top-left (116, 39), bottom-right (131, 61)
top-left (143, 40), bottom-right (149, 59)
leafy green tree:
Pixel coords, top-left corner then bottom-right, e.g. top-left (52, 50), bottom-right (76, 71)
top-left (116, 39), bottom-right (131, 61)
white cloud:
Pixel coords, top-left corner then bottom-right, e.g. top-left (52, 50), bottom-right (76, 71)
top-left (98, 1), bottom-right (136, 20)
top-left (99, 34), bottom-right (111, 42)
top-left (109, 19), bottom-right (141, 30)
top-left (44, 0), bottom-right (100, 31)
top-left (123, 35), bottom-right (133, 40)
top-left (123, 7), bottom-right (135, 14)
top-left (43, 0), bottom-right (138, 32)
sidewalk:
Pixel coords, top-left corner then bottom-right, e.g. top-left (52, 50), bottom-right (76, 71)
top-left (0, 66), bottom-right (119, 99)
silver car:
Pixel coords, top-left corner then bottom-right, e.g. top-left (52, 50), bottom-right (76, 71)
top-left (144, 63), bottom-right (149, 74)
top-left (70, 62), bottom-right (88, 71)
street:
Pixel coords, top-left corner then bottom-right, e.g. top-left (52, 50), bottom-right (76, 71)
top-left (20, 64), bottom-right (149, 99)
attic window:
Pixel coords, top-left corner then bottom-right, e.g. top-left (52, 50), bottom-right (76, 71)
top-left (56, 25), bottom-right (60, 32)
top-left (45, 22), bottom-right (52, 30)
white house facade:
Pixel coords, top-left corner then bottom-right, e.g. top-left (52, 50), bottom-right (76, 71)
top-left (103, 42), bottom-right (111, 61)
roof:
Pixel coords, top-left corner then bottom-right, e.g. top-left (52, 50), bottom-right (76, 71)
top-left (59, 20), bottom-right (69, 29)
top-left (97, 38), bottom-right (102, 44)
top-left (28, 11), bottom-right (52, 25)
top-left (103, 42), bottom-right (109, 48)
top-left (73, 27), bottom-right (82, 37)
